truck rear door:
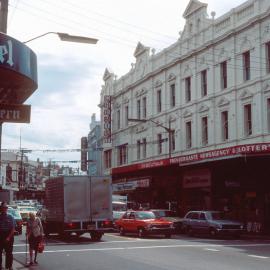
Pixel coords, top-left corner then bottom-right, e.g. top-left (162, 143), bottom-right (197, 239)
top-left (64, 176), bottom-right (90, 222)
top-left (90, 176), bottom-right (112, 220)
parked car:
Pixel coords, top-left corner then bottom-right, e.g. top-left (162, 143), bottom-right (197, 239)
top-left (182, 211), bottom-right (244, 238)
top-left (150, 209), bottom-right (184, 233)
top-left (115, 210), bottom-right (174, 238)
top-left (8, 207), bottom-right (23, 235)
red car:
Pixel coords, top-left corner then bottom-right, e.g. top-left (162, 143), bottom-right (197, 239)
top-left (115, 210), bottom-right (174, 238)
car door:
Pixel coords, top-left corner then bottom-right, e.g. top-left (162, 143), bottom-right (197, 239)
top-left (198, 212), bottom-right (209, 233)
top-left (128, 212), bottom-right (137, 232)
top-left (119, 212), bottom-right (131, 231)
top-left (190, 212), bottom-right (200, 232)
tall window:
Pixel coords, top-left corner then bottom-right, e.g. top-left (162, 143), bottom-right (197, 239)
top-left (125, 105), bottom-right (129, 127)
top-left (244, 104), bottom-right (252, 136)
top-left (170, 83), bottom-right (176, 107)
top-left (136, 140), bottom-right (141, 160)
top-left (157, 133), bottom-right (162, 154)
top-left (221, 111), bottom-right (229, 141)
top-left (220, 61), bottom-right (227, 89)
top-left (202, 116), bottom-right (208, 146)
top-left (243, 51), bottom-right (250, 81)
top-left (157, 90), bottom-right (162, 113)
top-left (142, 97), bottom-right (147, 118)
top-left (186, 121), bottom-right (192, 149)
top-left (170, 130), bottom-right (175, 152)
top-left (137, 99), bottom-right (141, 119)
top-left (267, 98), bottom-right (270, 132)
top-left (201, 70), bottom-right (207, 97)
top-left (185, 77), bottom-right (191, 102)
top-left (142, 138), bottom-right (147, 158)
top-left (266, 42), bottom-right (270, 74)
top-left (104, 150), bottom-right (112, 169)
top-left (118, 144), bottom-right (128, 165)
top-left (117, 110), bottom-right (120, 130)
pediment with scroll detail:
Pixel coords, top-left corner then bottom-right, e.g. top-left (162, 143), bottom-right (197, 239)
top-left (134, 42), bottom-right (148, 58)
top-left (183, 109), bottom-right (193, 118)
top-left (183, 0), bottom-right (207, 18)
top-left (239, 89), bottom-right (253, 100)
top-left (217, 97), bottom-right (230, 107)
top-left (198, 104), bottom-right (209, 113)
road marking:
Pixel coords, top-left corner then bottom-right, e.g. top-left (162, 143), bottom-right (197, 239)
top-left (12, 243), bottom-right (270, 254)
top-left (248, 255), bottom-right (269, 259)
top-left (204, 248), bottom-right (220, 252)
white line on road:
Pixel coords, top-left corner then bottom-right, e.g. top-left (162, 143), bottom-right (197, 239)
top-left (12, 243), bottom-right (270, 255)
top-left (204, 248), bottom-right (220, 252)
top-left (248, 255), bottom-right (269, 259)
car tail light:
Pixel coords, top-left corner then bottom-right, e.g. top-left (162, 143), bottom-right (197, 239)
top-left (66, 222), bottom-right (75, 229)
top-left (102, 220), bottom-right (112, 227)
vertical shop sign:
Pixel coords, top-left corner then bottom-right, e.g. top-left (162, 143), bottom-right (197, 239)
top-left (103, 95), bottom-right (112, 143)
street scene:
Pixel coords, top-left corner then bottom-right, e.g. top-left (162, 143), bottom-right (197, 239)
top-left (1, 0), bottom-right (270, 269)
top-left (11, 232), bottom-right (270, 270)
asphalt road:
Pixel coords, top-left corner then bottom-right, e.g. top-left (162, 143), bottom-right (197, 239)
top-left (12, 231), bottom-right (270, 270)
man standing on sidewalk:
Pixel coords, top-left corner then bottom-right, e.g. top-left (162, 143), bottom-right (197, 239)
top-left (0, 202), bottom-right (15, 270)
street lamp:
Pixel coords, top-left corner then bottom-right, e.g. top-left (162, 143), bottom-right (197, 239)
top-left (23, 32), bottom-right (98, 44)
top-left (128, 118), bottom-right (173, 158)
top-left (0, 31), bottom-right (98, 189)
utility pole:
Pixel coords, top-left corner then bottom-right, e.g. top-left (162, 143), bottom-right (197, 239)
top-left (0, 0), bottom-right (8, 187)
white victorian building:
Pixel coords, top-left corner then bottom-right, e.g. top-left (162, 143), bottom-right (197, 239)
top-left (100, 0), bottom-right (270, 232)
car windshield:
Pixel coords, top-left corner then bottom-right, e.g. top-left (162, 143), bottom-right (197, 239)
top-left (153, 210), bottom-right (177, 218)
top-left (8, 209), bottom-right (22, 219)
top-left (136, 212), bottom-right (156, 220)
top-left (209, 212), bottom-right (225, 220)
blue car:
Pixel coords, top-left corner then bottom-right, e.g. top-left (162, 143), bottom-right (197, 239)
top-left (182, 211), bottom-right (244, 238)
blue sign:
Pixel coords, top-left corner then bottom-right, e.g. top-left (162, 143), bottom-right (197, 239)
top-left (0, 32), bottom-right (38, 104)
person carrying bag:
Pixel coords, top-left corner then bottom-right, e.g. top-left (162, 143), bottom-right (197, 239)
top-left (26, 212), bottom-right (44, 265)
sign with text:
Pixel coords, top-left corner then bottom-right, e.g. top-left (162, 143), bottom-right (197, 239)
top-left (0, 104), bottom-right (31, 123)
top-left (103, 95), bottom-right (112, 143)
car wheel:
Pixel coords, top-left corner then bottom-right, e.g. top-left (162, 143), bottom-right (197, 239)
top-left (165, 234), bottom-right (171, 238)
top-left (138, 228), bottom-right (145, 238)
top-left (119, 227), bottom-right (125, 236)
top-left (187, 226), bottom-right (193, 236)
top-left (209, 228), bottom-right (217, 238)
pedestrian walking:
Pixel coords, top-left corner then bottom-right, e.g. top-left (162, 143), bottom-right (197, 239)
top-left (26, 212), bottom-right (44, 265)
top-left (0, 201), bottom-right (15, 270)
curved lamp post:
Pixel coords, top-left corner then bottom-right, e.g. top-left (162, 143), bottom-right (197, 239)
top-left (23, 32), bottom-right (98, 44)
top-left (0, 31), bottom-right (98, 188)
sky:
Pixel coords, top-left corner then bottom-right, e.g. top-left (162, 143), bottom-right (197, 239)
top-left (2, 0), bottom-right (247, 167)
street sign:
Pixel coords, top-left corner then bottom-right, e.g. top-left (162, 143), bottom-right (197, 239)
top-left (0, 103), bottom-right (31, 123)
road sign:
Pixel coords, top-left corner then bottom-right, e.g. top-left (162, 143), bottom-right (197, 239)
top-left (0, 104), bottom-right (31, 123)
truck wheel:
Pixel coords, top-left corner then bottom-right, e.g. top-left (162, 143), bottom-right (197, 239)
top-left (90, 232), bottom-right (103, 241)
top-left (209, 228), bottom-right (217, 238)
top-left (165, 233), bottom-right (171, 238)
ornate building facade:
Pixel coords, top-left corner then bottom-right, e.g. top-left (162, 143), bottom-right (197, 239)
top-left (100, 0), bottom-right (270, 232)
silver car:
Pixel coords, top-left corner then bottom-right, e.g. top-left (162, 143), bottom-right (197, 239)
top-left (183, 211), bottom-right (244, 238)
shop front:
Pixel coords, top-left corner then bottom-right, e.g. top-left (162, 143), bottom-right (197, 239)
top-left (112, 142), bottom-right (270, 233)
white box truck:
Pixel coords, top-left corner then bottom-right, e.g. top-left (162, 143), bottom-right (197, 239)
top-left (43, 176), bottom-right (112, 241)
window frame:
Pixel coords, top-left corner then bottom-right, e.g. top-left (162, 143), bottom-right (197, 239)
top-left (185, 77), bottom-right (191, 102)
top-left (220, 61), bottom-right (227, 89)
top-left (201, 116), bottom-right (208, 146)
top-left (201, 70), bottom-right (207, 97)
top-left (243, 50), bottom-right (250, 81)
top-left (221, 110), bottom-right (229, 141)
top-left (186, 121), bottom-right (192, 149)
top-left (244, 103), bottom-right (252, 136)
